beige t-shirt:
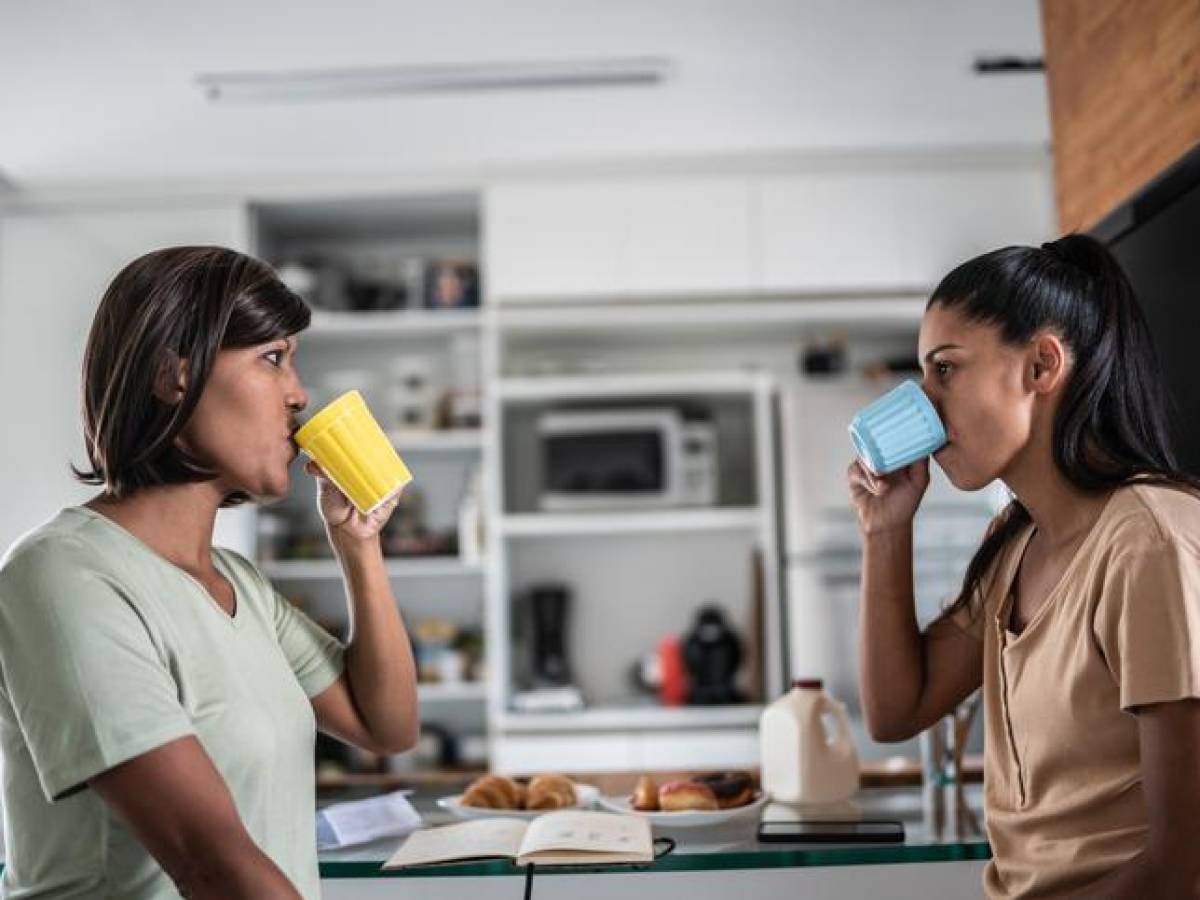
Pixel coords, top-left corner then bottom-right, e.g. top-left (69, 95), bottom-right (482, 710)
top-left (0, 507), bottom-right (346, 898)
top-left (951, 483), bottom-right (1200, 898)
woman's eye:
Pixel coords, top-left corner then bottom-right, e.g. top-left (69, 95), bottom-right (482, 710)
top-left (935, 360), bottom-right (953, 378)
top-left (264, 350), bottom-right (284, 367)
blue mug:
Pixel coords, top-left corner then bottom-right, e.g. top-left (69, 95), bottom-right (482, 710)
top-left (848, 380), bottom-right (947, 475)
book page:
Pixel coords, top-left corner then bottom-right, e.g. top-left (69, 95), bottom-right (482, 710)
top-left (383, 818), bottom-right (528, 869)
top-left (517, 810), bottom-right (653, 865)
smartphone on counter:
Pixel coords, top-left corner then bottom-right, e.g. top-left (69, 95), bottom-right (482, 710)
top-left (757, 819), bottom-right (905, 844)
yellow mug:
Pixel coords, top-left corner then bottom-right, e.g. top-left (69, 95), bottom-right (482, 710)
top-left (293, 390), bottom-right (413, 515)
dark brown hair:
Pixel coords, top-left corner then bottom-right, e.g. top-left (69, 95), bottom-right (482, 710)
top-left (73, 246), bottom-right (310, 504)
top-left (934, 234), bottom-right (1200, 623)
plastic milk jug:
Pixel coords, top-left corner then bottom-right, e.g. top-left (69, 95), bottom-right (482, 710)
top-left (759, 679), bottom-right (859, 804)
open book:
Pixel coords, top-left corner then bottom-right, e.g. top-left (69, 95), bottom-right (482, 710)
top-left (384, 810), bottom-right (654, 868)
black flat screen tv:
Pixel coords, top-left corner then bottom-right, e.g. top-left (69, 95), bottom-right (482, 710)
top-left (1092, 142), bottom-right (1200, 477)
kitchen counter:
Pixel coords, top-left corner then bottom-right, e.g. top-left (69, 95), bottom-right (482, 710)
top-left (318, 779), bottom-right (990, 900)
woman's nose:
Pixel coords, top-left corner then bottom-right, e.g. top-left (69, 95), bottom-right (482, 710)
top-left (288, 380), bottom-right (308, 413)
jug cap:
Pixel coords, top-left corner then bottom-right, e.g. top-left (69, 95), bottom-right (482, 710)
top-left (792, 678), bottom-right (823, 691)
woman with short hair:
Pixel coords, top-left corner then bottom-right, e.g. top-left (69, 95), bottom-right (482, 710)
top-left (0, 246), bottom-right (419, 898)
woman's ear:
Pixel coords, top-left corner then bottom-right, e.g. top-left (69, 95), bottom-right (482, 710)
top-left (1027, 331), bottom-right (1068, 395)
top-left (152, 352), bottom-right (189, 405)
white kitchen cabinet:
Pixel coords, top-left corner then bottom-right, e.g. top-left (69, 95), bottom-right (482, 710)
top-left (625, 177), bottom-right (752, 294)
top-left (486, 182), bottom-right (626, 299)
top-left (0, 203), bottom-right (251, 556)
top-left (485, 176), bottom-right (753, 300)
top-left (757, 166), bottom-right (1056, 292)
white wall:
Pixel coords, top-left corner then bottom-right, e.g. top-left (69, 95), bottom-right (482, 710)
top-left (0, 204), bottom-right (250, 557)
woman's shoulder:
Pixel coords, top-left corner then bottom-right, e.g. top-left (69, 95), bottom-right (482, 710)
top-left (1101, 481), bottom-right (1200, 549)
top-left (0, 508), bottom-right (113, 580)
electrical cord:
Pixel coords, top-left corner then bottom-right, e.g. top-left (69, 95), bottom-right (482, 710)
top-left (522, 837), bottom-right (676, 900)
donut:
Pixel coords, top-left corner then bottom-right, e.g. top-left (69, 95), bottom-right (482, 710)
top-left (632, 775), bottom-right (660, 811)
top-left (658, 780), bottom-right (718, 812)
top-left (690, 771), bottom-right (755, 809)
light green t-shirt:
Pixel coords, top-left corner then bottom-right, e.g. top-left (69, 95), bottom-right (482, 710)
top-left (0, 507), bottom-right (346, 898)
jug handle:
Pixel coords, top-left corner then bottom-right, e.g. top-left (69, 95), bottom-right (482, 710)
top-left (817, 694), bottom-right (855, 751)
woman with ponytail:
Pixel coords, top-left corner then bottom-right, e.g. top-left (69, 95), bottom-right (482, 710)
top-left (849, 234), bottom-right (1200, 898)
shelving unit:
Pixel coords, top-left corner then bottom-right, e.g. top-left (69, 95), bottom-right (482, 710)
top-left (417, 682), bottom-right (488, 703)
top-left (250, 193), bottom-right (491, 772)
top-left (497, 369), bottom-right (768, 402)
top-left (261, 557), bottom-right (484, 581)
top-left (386, 429), bottom-right (485, 452)
top-left (498, 508), bottom-right (764, 538)
top-left (307, 308), bottom-right (483, 340)
top-left (496, 703), bottom-right (764, 733)
top-left (496, 295), bottom-right (926, 337)
top-left (485, 320), bottom-right (786, 770)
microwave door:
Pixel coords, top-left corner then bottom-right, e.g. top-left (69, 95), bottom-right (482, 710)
top-left (538, 409), bottom-right (684, 510)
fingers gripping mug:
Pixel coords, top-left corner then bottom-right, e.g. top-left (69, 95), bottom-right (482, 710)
top-left (848, 380), bottom-right (947, 475)
top-left (293, 390), bottom-right (413, 514)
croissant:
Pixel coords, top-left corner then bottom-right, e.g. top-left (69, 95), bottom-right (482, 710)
top-left (525, 774), bottom-right (577, 810)
top-left (461, 774), bottom-right (525, 809)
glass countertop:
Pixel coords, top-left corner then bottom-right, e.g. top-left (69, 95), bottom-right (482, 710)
top-left (318, 785), bottom-right (990, 880)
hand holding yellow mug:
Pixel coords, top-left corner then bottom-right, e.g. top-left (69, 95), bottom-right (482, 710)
top-left (292, 390), bottom-right (413, 515)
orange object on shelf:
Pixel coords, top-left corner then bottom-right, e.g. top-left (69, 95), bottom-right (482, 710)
top-left (657, 635), bottom-right (687, 706)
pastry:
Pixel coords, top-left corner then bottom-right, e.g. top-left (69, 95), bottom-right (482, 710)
top-left (525, 774), bottom-right (577, 810)
top-left (690, 771), bottom-right (755, 809)
top-left (632, 775), bottom-right (659, 811)
top-left (658, 780), bottom-right (718, 812)
top-left (460, 774), bottom-right (524, 809)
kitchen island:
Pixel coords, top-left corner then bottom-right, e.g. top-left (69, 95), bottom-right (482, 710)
top-left (318, 779), bottom-right (990, 899)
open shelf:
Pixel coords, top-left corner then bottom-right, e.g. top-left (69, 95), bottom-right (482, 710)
top-left (497, 704), bottom-right (764, 733)
top-left (386, 429), bottom-right (485, 452)
top-left (499, 507), bottom-right (763, 538)
top-left (305, 308), bottom-right (482, 341)
top-left (497, 295), bottom-right (926, 336)
top-left (262, 557), bottom-right (484, 580)
top-left (497, 369), bottom-right (768, 403)
top-left (418, 682), bottom-right (487, 703)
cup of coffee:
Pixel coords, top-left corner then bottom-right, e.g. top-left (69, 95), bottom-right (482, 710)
top-left (848, 380), bottom-right (946, 475)
top-left (293, 390), bottom-right (413, 514)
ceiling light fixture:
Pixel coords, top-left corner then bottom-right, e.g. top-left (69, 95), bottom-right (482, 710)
top-left (196, 57), bottom-right (673, 103)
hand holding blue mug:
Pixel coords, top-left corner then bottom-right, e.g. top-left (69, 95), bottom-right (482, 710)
top-left (848, 380), bottom-right (947, 476)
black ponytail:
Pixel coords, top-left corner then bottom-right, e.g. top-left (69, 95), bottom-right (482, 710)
top-left (932, 234), bottom-right (1200, 623)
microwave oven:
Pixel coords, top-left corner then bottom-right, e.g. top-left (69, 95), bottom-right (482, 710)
top-left (537, 408), bottom-right (717, 511)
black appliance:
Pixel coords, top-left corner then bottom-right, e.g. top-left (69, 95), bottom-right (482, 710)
top-left (682, 604), bottom-right (744, 705)
top-left (1093, 141), bottom-right (1200, 476)
top-left (528, 583), bottom-right (573, 687)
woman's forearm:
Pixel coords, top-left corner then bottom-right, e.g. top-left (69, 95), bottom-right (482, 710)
top-left (858, 526), bottom-right (924, 741)
top-left (332, 534), bottom-right (419, 751)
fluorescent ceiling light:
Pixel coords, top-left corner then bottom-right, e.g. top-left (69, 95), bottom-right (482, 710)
top-left (196, 57), bottom-right (673, 103)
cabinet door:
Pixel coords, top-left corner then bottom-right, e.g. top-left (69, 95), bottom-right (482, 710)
top-left (485, 177), bottom-right (753, 300)
top-left (895, 169), bottom-right (1057, 285)
top-left (485, 182), bottom-right (626, 300)
top-left (625, 176), bottom-right (753, 295)
top-left (0, 204), bottom-right (250, 555)
top-left (757, 166), bottom-right (1055, 292)
top-left (758, 173), bottom-right (915, 292)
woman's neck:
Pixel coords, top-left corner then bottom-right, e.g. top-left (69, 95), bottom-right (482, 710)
top-left (86, 482), bottom-right (226, 573)
top-left (1004, 459), bottom-right (1114, 551)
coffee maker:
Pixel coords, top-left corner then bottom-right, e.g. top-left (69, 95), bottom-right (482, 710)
top-left (682, 603), bottom-right (745, 705)
top-left (512, 583), bottom-right (584, 713)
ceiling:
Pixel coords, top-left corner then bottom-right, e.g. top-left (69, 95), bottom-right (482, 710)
top-left (0, 0), bottom-right (1050, 191)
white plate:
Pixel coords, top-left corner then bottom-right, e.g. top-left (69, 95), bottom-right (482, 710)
top-left (437, 783), bottom-right (600, 820)
top-left (596, 791), bottom-right (770, 827)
